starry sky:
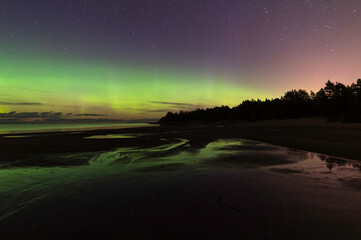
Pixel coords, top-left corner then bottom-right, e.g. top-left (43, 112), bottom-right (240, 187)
top-left (0, 0), bottom-right (360, 121)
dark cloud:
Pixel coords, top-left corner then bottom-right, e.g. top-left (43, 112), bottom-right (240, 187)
top-left (0, 111), bottom-right (157, 123)
top-left (145, 109), bottom-right (172, 113)
top-left (0, 111), bottom-right (103, 119)
top-left (0, 101), bottom-right (43, 106)
top-left (0, 100), bottom-right (82, 109)
top-left (0, 111), bottom-right (61, 119)
top-left (73, 113), bottom-right (104, 117)
top-left (148, 101), bottom-right (203, 108)
top-left (130, 108), bottom-right (172, 113)
top-left (126, 119), bottom-right (159, 123)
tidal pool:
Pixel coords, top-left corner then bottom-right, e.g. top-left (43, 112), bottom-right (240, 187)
top-left (84, 134), bottom-right (137, 139)
top-left (3, 135), bottom-right (35, 138)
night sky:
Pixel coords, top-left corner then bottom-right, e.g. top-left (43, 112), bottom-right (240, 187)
top-left (0, 0), bottom-right (360, 120)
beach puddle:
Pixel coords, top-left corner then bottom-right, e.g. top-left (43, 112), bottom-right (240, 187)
top-left (1, 138), bottom-right (361, 222)
top-left (3, 131), bottom-right (85, 139)
top-left (0, 138), bottom-right (189, 220)
top-left (84, 134), bottom-right (137, 139)
top-left (156, 139), bottom-right (309, 169)
top-left (3, 135), bottom-right (34, 138)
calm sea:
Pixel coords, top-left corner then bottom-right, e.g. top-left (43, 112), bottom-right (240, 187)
top-left (0, 123), bottom-right (154, 134)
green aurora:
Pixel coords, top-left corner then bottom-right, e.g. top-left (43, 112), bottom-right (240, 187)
top-left (0, 49), bottom-right (273, 120)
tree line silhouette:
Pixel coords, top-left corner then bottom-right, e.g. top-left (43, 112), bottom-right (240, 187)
top-left (159, 79), bottom-right (361, 123)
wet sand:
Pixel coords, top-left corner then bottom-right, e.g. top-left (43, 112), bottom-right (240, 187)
top-left (1, 119), bottom-right (361, 239)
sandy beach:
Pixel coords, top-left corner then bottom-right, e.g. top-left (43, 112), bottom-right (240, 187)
top-left (1, 119), bottom-right (361, 239)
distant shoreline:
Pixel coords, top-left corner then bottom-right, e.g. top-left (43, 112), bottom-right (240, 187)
top-left (0, 122), bottom-right (155, 135)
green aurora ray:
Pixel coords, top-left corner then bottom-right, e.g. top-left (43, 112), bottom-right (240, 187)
top-left (0, 49), bottom-right (273, 120)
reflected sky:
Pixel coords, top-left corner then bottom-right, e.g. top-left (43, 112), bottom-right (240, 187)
top-left (0, 123), bottom-right (153, 134)
top-left (3, 135), bottom-right (35, 138)
top-left (1, 138), bottom-right (361, 222)
top-left (84, 134), bottom-right (137, 139)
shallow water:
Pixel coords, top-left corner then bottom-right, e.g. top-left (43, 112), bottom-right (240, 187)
top-left (0, 123), bottom-right (154, 134)
top-left (1, 138), bottom-right (361, 223)
top-left (3, 135), bottom-right (35, 138)
top-left (84, 134), bottom-right (137, 139)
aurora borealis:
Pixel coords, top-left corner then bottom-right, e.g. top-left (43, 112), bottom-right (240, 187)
top-left (0, 0), bottom-right (360, 121)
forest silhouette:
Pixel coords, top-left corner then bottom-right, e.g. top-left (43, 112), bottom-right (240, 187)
top-left (159, 79), bottom-right (361, 123)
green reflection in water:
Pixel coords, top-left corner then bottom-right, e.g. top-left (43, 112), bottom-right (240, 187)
top-left (162, 139), bottom-right (245, 164)
top-left (84, 134), bottom-right (136, 139)
top-left (2, 138), bottom-right (360, 223)
top-left (3, 135), bottom-right (34, 138)
top-left (89, 138), bottom-right (189, 166)
top-left (0, 138), bottom-right (245, 221)
top-left (0, 138), bottom-right (189, 221)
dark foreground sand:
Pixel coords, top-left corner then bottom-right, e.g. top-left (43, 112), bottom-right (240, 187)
top-left (1, 118), bottom-right (361, 239)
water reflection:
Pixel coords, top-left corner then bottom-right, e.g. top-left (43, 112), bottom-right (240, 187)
top-left (84, 134), bottom-right (137, 139)
top-left (3, 131), bottom-right (84, 139)
top-left (1, 138), bottom-right (361, 222)
top-left (89, 138), bottom-right (189, 167)
top-left (319, 155), bottom-right (361, 171)
top-left (155, 139), bottom-right (310, 168)
top-left (0, 123), bottom-right (154, 134)
top-left (4, 135), bottom-right (34, 138)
